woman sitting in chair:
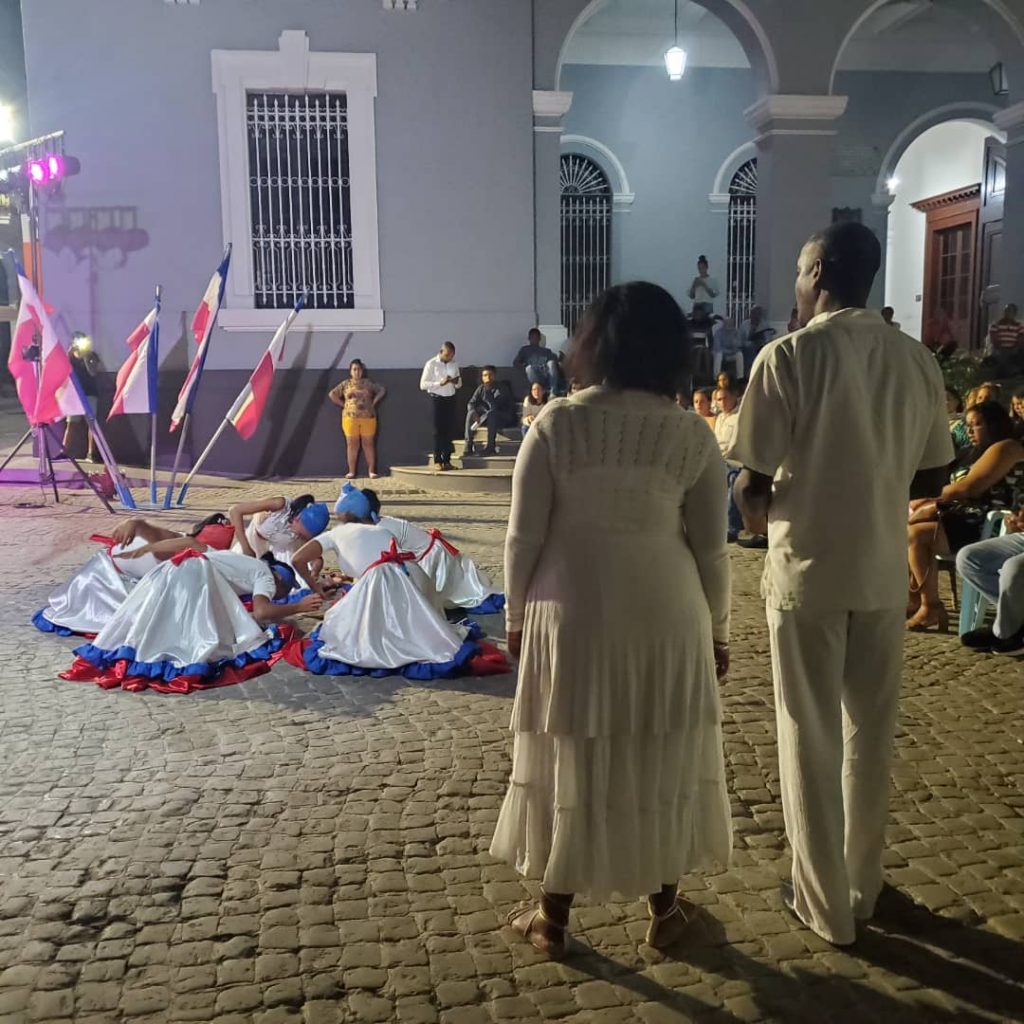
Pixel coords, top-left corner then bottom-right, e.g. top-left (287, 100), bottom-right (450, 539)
top-left (907, 400), bottom-right (1024, 632)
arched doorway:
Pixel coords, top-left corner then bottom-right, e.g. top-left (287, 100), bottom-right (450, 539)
top-left (560, 153), bottom-right (612, 337)
top-left (726, 158), bottom-right (757, 322)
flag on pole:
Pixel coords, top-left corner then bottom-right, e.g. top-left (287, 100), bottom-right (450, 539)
top-left (8, 264), bottom-right (85, 425)
top-left (169, 247), bottom-right (231, 431)
top-left (225, 296), bottom-right (304, 440)
top-left (108, 302), bottom-right (160, 418)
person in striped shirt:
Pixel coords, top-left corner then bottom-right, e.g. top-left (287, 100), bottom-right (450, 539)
top-left (985, 304), bottom-right (1024, 374)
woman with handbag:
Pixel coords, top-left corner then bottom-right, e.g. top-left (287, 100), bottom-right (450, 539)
top-left (907, 400), bottom-right (1024, 632)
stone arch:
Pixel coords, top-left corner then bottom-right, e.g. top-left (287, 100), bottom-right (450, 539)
top-left (560, 133), bottom-right (634, 211)
top-left (874, 102), bottom-right (1004, 203)
top-left (550, 0), bottom-right (779, 94)
top-left (709, 140), bottom-right (757, 210)
top-left (829, 0), bottom-right (1024, 95)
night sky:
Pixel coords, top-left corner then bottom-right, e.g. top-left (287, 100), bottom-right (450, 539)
top-left (0, 0), bottom-right (26, 126)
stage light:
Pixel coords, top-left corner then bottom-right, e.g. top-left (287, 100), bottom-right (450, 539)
top-left (23, 153), bottom-right (81, 190)
top-left (47, 155), bottom-right (62, 178)
top-left (27, 159), bottom-right (47, 184)
top-left (0, 104), bottom-right (15, 144)
top-left (71, 331), bottom-right (92, 353)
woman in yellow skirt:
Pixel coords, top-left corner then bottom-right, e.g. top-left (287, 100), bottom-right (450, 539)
top-left (328, 359), bottom-right (387, 479)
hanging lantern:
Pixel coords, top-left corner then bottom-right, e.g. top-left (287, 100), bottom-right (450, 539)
top-left (664, 0), bottom-right (686, 81)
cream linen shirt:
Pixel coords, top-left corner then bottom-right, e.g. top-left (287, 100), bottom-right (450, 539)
top-left (728, 308), bottom-right (953, 612)
top-left (419, 356), bottom-right (461, 398)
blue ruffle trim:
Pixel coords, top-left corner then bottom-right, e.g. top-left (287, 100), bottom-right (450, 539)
top-left (465, 593), bottom-right (505, 615)
top-left (72, 626), bottom-right (284, 682)
top-left (32, 609), bottom-right (76, 637)
top-left (302, 626), bottom-right (480, 680)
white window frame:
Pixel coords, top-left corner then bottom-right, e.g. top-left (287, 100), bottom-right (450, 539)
top-left (211, 30), bottom-right (383, 331)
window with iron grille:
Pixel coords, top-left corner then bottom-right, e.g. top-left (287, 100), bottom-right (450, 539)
top-left (560, 154), bottom-right (612, 338)
top-left (726, 158), bottom-right (757, 323)
top-left (246, 91), bottom-right (354, 310)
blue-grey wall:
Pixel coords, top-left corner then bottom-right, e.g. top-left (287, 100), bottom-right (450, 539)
top-left (562, 65), bottom-right (756, 313)
top-left (20, 0), bottom-right (536, 377)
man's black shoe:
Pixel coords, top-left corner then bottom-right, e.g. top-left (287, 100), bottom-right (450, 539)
top-left (960, 626), bottom-right (995, 650)
top-left (992, 627), bottom-right (1024, 656)
top-left (727, 531), bottom-right (739, 544)
top-left (738, 534), bottom-right (768, 550)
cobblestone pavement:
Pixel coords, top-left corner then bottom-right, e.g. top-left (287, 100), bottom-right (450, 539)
top-left (0, 456), bottom-right (1022, 1023)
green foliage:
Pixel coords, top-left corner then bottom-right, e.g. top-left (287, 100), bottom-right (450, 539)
top-left (939, 354), bottom-right (987, 402)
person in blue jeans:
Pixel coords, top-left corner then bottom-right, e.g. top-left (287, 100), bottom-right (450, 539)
top-left (956, 508), bottom-right (1024, 655)
top-left (513, 328), bottom-right (564, 396)
top-left (464, 366), bottom-right (517, 456)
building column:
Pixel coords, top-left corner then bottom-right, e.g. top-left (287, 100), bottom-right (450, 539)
top-left (869, 190), bottom-right (896, 312)
top-left (533, 89), bottom-right (572, 349)
top-left (995, 101), bottom-right (1024, 311)
top-left (746, 95), bottom-right (849, 329)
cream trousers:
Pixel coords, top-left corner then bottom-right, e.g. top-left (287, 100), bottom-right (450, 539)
top-left (767, 605), bottom-right (905, 946)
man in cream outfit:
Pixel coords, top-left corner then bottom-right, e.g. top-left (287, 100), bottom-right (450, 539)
top-left (731, 222), bottom-right (953, 947)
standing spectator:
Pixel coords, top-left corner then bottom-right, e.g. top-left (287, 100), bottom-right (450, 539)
top-left (731, 222), bottom-right (952, 947)
top-left (687, 255), bottom-right (720, 321)
top-left (693, 388), bottom-right (716, 430)
top-left (521, 381), bottom-right (547, 433)
top-left (923, 305), bottom-right (958, 359)
top-left (64, 333), bottom-right (101, 461)
top-left (513, 328), bottom-right (563, 397)
top-left (880, 306), bottom-right (900, 329)
top-left (328, 359), bottom-right (387, 480)
top-left (419, 341), bottom-right (462, 472)
top-left (491, 281), bottom-right (731, 958)
top-left (464, 366), bottom-right (516, 456)
top-left (985, 304), bottom-right (1024, 375)
top-left (739, 305), bottom-right (774, 365)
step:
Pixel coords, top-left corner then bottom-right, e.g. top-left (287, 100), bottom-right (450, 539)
top-left (463, 426), bottom-right (523, 443)
top-left (390, 464), bottom-right (512, 495)
top-left (453, 437), bottom-right (522, 456)
top-left (457, 454), bottom-right (517, 470)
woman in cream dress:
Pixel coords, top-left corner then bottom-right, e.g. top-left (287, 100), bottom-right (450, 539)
top-left (490, 282), bottom-right (732, 957)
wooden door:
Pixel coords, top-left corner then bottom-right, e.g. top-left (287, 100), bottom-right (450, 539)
top-left (978, 137), bottom-right (1006, 343)
top-left (913, 185), bottom-right (981, 351)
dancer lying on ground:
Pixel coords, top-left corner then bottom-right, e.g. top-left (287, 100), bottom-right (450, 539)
top-left (34, 513), bottom-right (238, 636)
top-left (288, 484), bottom-right (478, 676)
top-left (61, 548), bottom-right (321, 693)
top-left (228, 494), bottom-right (329, 567)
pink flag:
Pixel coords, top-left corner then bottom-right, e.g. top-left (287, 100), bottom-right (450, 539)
top-left (170, 248), bottom-right (231, 431)
top-left (8, 269), bottom-right (84, 425)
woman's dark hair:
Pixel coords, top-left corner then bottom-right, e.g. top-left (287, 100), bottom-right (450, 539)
top-left (965, 400), bottom-right (1013, 443)
top-left (360, 488), bottom-right (382, 517)
top-left (188, 512), bottom-right (230, 537)
top-left (261, 554), bottom-right (295, 591)
top-left (350, 358), bottom-right (366, 374)
top-left (287, 494), bottom-right (315, 519)
top-left (945, 387), bottom-right (964, 414)
top-left (567, 282), bottom-right (691, 399)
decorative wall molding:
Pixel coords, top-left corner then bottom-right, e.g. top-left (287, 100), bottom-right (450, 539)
top-left (710, 140), bottom-right (757, 204)
top-left (211, 31), bottom-right (383, 331)
top-left (560, 133), bottom-right (634, 212)
top-left (995, 100), bottom-right (1024, 131)
top-left (533, 90), bottom-right (574, 120)
top-left (745, 94), bottom-right (849, 132)
top-left (382, 0), bottom-right (418, 9)
top-left (911, 184), bottom-right (981, 213)
top-left (164, 0), bottom-right (200, 5)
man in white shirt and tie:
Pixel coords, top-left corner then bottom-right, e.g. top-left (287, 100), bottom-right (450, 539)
top-left (730, 222), bottom-right (952, 947)
top-left (419, 341), bottom-right (462, 471)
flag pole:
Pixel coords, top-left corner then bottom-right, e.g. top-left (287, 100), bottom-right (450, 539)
top-left (163, 244), bottom-right (231, 508)
top-left (149, 286), bottom-right (161, 505)
top-left (175, 293), bottom-right (306, 505)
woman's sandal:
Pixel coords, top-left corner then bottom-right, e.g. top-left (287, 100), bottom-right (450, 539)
top-left (645, 897), bottom-right (697, 949)
top-left (906, 606), bottom-right (950, 633)
top-left (506, 902), bottom-right (568, 960)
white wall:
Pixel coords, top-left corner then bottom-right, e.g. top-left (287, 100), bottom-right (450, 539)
top-left (884, 120), bottom-right (992, 340)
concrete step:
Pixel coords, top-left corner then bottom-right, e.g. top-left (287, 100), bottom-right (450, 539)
top-left (453, 437), bottom-right (522, 456)
top-left (457, 454), bottom-right (517, 470)
top-left (390, 464), bottom-right (512, 495)
top-left (462, 426), bottom-right (523, 443)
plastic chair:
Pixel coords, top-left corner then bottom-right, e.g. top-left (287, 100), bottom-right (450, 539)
top-left (957, 510), bottom-right (1011, 635)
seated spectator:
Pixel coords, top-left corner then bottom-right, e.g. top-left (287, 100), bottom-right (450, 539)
top-left (923, 305), bottom-right (959, 360)
top-left (675, 389), bottom-right (691, 410)
top-left (787, 307), bottom-right (801, 333)
top-left (712, 385), bottom-right (739, 456)
top-left (907, 400), bottom-right (1024, 632)
top-left (569, 377), bottom-right (583, 396)
top-left (715, 370), bottom-right (735, 394)
top-left (521, 381), bottom-right (548, 433)
top-left (984, 304), bottom-right (1024, 375)
top-left (1012, 387), bottom-right (1024, 440)
top-left (975, 381), bottom-right (1004, 406)
top-left (711, 316), bottom-right (744, 378)
top-left (881, 306), bottom-right (900, 329)
top-left (513, 328), bottom-right (564, 397)
top-left (739, 305), bottom-right (774, 364)
top-left (947, 387), bottom-right (968, 452)
top-left (464, 365), bottom-right (517, 456)
top-left (957, 505), bottom-right (1024, 655)
top-left (692, 388), bottom-right (716, 430)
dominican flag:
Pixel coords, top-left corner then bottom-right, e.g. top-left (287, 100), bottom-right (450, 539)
top-left (170, 246), bottom-right (231, 431)
top-left (225, 296), bottom-right (304, 440)
top-left (8, 264), bottom-right (85, 425)
top-left (108, 300), bottom-right (159, 419)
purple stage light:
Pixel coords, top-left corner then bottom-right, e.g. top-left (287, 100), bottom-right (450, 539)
top-left (26, 159), bottom-right (47, 184)
top-left (47, 155), bottom-right (63, 179)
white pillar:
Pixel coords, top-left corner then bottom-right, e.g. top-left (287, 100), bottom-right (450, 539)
top-left (995, 101), bottom-right (1024, 311)
top-left (533, 89), bottom-right (573, 350)
top-left (746, 94), bottom-right (849, 329)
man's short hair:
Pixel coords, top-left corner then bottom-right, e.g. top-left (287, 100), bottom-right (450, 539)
top-left (482, 364), bottom-right (496, 375)
top-left (528, 327), bottom-right (541, 339)
top-left (441, 341), bottom-right (455, 353)
top-left (807, 222), bottom-right (881, 302)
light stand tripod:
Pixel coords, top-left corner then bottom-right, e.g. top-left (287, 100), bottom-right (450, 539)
top-left (0, 338), bottom-right (114, 512)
